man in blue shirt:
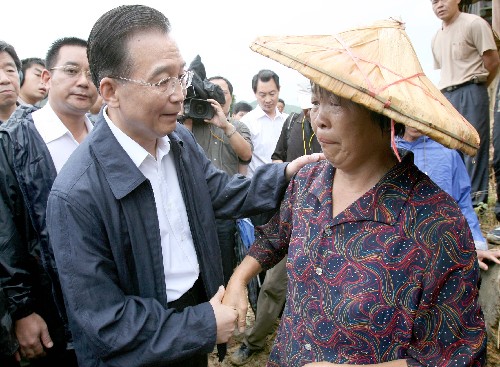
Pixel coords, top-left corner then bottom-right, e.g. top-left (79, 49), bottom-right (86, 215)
top-left (397, 126), bottom-right (500, 270)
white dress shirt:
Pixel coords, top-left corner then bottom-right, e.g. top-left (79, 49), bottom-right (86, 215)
top-left (32, 103), bottom-right (94, 173)
top-left (241, 105), bottom-right (288, 178)
top-left (103, 107), bottom-right (199, 302)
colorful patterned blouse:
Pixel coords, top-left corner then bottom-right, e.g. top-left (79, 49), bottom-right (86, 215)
top-left (248, 154), bottom-right (486, 367)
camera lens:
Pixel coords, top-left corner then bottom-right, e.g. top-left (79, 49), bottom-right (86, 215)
top-left (194, 103), bottom-right (208, 116)
top-left (184, 98), bottom-right (215, 120)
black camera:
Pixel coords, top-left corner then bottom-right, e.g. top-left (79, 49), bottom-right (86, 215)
top-left (182, 55), bottom-right (225, 121)
top-left (183, 98), bottom-right (214, 120)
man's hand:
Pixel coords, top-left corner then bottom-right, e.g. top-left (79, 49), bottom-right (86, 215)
top-left (285, 153), bottom-right (325, 180)
top-left (476, 249), bottom-right (500, 271)
top-left (15, 312), bottom-right (53, 359)
top-left (206, 99), bottom-right (231, 130)
top-left (209, 286), bottom-right (238, 344)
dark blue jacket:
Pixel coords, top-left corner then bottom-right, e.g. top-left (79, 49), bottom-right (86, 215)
top-left (46, 115), bottom-right (289, 366)
top-left (0, 105), bottom-right (69, 350)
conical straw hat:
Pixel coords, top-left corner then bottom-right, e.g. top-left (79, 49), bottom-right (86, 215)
top-left (250, 19), bottom-right (479, 156)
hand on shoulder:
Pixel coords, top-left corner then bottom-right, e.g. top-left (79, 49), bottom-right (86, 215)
top-left (285, 153), bottom-right (326, 181)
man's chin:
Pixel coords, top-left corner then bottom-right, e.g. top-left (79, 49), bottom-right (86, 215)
top-left (162, 119), bottom-right (178, 135)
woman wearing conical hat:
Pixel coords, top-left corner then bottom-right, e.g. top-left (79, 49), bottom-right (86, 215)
top-left (224, 19), bottom-right (486, 367)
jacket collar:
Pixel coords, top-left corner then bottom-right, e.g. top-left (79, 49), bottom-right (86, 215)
top-left (89, 115), bottom-right (183, 200)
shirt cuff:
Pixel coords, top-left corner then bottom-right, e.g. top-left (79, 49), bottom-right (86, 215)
top-left (474, 240), bottom-right (488, 251)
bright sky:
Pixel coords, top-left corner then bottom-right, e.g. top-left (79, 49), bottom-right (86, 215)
top-left (1, 0), bottom-right (442, 108)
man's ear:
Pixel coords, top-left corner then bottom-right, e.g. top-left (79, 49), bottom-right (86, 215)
top-left (100, 77), bottom-right (119, 108)
top-left (41, 69), bottom-right (51, 88)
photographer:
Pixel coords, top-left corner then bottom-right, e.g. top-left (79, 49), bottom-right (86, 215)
top-left (180, 56), bottom-right (252, 174)
top-left (180, 60), bottom-right (253, 285)
top-left (183, 77), bottom-right (253, 176)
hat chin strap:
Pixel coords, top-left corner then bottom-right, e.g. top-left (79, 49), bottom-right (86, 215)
top-left (391, 119), bottom-right (402, 162)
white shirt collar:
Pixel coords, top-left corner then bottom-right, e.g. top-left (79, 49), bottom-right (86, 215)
top-left (32, 102), bottom-right (93, 144)
top-left (103, 106), bottom-right (170, 167)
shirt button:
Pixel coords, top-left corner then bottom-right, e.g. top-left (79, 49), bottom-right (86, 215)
top-left (214, 141), bottom-right (218, 144)
top-left (315, 267), bottom-right (323, 275)
top-left (305, 343), bottom-right (312, 351)
top-left (324, 227), bottom-right (332, 236)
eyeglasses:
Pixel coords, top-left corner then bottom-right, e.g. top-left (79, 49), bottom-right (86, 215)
top-left (50, 65), bottom-right (92, 80)
top-left (111, 70), bottom-right (193, 96)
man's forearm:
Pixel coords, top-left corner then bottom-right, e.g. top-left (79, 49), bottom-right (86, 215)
top-left (482, 49), bottom-right (500, 86)
top-left (223, 124), bottom-right (252, 161)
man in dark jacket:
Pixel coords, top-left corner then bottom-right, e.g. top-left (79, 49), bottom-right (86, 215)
top-left (0, 289), bottom-right (19, 367)
top-left (0, 37), bottom-right (97, 366)
top-left (0, 41), bottom-right (20, 124)
top-left (0, 39), bottom-right (22, 367)
top-left (45, 5), bottom-right (321, 367)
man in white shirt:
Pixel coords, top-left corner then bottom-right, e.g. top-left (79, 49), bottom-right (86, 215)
top-left (33, 103), bottom-right (94, 173)
top-left (0, 36), bottom-right (97, 366)
top-left (241, 69), bottom-right (288, 178)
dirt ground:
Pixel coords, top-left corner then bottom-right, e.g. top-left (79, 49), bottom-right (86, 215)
top-left (209, 200), bottom-right (500, 367)
top-left (208, 309), bottom-right (275, 367)
top-left (476, 206), bottom-right (500, 367)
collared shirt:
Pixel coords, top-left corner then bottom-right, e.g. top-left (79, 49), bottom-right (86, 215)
top-left (432, 12), bottom-right (497, 89)
top-left (103, 107), bottom-right (198, 302)
top-left (32, 103), bottom-right (93, 173)
top-left (250, 156), bottom-right (485, 366)
top-left (241, 105), bottom-right (288, 178)
top-left (271, 111), bottom-right (321, 162)
top-left (396, 136), bottom-right (487, 249)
